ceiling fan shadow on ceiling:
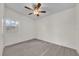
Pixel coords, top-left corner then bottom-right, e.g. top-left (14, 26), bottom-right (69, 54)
top-left (24, 3), bottom-right (46, 16)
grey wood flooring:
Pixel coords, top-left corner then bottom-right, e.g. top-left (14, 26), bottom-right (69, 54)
top-left (3, 39), bottom-right (79, 56)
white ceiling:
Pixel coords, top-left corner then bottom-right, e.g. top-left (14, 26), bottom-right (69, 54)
top-left (5, 3), bottom-right (75, 20)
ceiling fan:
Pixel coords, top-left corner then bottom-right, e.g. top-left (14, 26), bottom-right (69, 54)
top-left (24, 3), bottom-right (46, 16)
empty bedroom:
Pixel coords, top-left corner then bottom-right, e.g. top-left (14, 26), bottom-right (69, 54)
top-left (0, 3), bottom-right (79, 56)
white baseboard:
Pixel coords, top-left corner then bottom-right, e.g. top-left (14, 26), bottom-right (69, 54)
top-left (37, 37), bottom-right (76, 50)
top-left (4, 35), bottom-right (35, 47)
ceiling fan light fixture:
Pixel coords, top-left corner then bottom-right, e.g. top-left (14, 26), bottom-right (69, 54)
top-left (34, 10), bottom-right (38, 15)
top-left (34, 8), bottom-right (40, 16)
top-left (24, 3), bottom-right (46, 16)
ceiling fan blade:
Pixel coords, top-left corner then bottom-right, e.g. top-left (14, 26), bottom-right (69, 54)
top-left (40, 11), bottom-right (46, 13)
top-left (25, 6), bottom-right (33, 10)
top-left (37, 3), bottom-right (41, 8)
top-left (28, 13), bottom-right (33, 15)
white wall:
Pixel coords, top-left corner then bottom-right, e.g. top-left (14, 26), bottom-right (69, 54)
top-left (4, 7), bottom-right (35, 46)
top-left (36, 7), bottom-right (76, 49)
top-left (0, 4), bottom-right (4, 56)
top-left (75, 4), bottom-right (79, 53)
